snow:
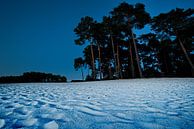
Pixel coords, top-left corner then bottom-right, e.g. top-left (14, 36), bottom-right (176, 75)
top-left (14, 118), bottom-right (37, 127)
top-left (0, 119), bottom-right (5, 128)
top-left (21, 118), bottom-right (37, 126)
top-left (75, 105), bottom-right (107, 116)
top-left (0, 78), bottom-right (194, 129)
top-left (44, 121), bottom-right (58, 129)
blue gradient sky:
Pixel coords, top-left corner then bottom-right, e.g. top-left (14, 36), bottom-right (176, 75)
top-left (0, 0), bottom-right (193, 80)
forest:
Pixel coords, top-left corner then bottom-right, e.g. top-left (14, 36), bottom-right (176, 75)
top-left (0, 72), bottom-right (67, 83)
top-left (74, 2), bottom-right (194, 81)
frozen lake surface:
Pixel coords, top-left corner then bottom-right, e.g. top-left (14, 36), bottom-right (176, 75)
top-left (0, 78), bottom-right (194, 129)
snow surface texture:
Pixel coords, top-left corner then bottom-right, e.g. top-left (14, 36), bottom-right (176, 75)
top-left (0, 78), bottom-right (194, 129)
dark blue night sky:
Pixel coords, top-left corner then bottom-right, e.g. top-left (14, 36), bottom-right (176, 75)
top-left (0, 0), bottom-right (193, 80)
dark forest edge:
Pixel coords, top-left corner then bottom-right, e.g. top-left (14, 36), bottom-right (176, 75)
top-left (0, 72), bottom-right (67, 84)
top-left (74, 2), bottom-right (194, 81)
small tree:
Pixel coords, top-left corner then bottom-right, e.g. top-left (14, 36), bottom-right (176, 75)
top-left (74, 57), bottom-right (85, 80)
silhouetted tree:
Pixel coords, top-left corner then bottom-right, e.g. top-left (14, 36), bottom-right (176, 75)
top-left (74, 57), bottom-right (85, 80)
top-left (110, 2), bottom-right (151, 78)
top-left (138, 33), bottom-right (161, 77)
top-left (73, 2), bottom-right (194, 79)
top-left (102, 16), bottom-right (118, 78)
top-left (74, 16), bottom-right (97, 80)
top-left (151, 8), bottom-right (194, 76)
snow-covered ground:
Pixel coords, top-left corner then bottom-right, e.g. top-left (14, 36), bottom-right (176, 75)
top-left (0, 78), bottom-right (194, 129)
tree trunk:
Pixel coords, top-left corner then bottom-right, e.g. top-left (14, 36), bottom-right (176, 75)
top-left (81, 66), bottom-right (84, 81)
top-left (109, 63), bottom-right (112, 79)
top-left (131, 31), bottom-right (143, 78)
top-left (163, 51), bottom-right (169, 75)
top-left (98, 45), bottom-right (102, 80)
top-left (160, 46), bottom-right (169, 76)
top-left (90, 41), bottom-right (96, 80)
top-left (110, 35), bottom-right (118, 76)
top-left (178, 38), bottom-right (194, 76)
top-left (116, 44), bottom-right (123, 79)
top-left (129, 41), bottom-right (135, 78)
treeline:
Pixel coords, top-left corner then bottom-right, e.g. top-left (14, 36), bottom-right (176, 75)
top-left (0, 72), bottom-right (67, 83)
top-left (74, 2), bottom-right (194, 80)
